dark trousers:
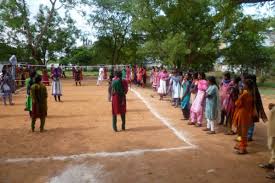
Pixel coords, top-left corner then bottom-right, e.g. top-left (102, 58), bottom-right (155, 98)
top-left (31, 117), bottom-right (46, 132)
top-left (54, 95), bottom-right (61, 102)
top-left (182, 108), bottom-right (190, 119)
top-left (173, 98), bottom-right (180, 107)
top-left (248, 123), bottom-right (255, 139)
top-left (220, 110), bottom-right (226, 125)
top-left (113, 114), bottom-right (126, 131)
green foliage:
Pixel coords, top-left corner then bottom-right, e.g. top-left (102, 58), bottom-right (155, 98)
top-left (0, 0), bottom-right (81, 64)
top-left (128, 0), bottom-right (220, 70)
top-left (222, 16), bottom-right (273, 72)
top-left (161, 32), bottom-right (189, 68)
top-left (0, 0), bottom-right (273, 70)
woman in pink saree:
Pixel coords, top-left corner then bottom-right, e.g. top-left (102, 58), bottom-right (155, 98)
top-left (189, 72), bottom-right (208, 127)
top-left (152, 68), bottom-right (159, 91)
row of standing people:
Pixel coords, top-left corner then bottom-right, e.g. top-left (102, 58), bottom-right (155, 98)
top-left (149, 68), bottom-right (268, 155)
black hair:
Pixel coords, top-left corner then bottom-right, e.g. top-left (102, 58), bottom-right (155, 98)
top-left (115, 71), bottom-right (122, 79)
top-left (207, 76), bottom-right (218, 88)
top-left (186, 72), bottom-right (192, 79)
top-left (224, 72), bottom-right (231, 80)
top-left (234, 76), bottom-right (241, 84)
top-left (199, 72), bottom-right (206, 79)
top-left (2, 69), bottom-right (7, 75)
top-left (35, 75), bottom-right (42, 84)
top-left (251, 74), bottom-right (257, 83)
top-left (30, 70), bottom-right (37, 78)
top-left (192, 72), bottom-right (198, 80)
top-left (242, 73), bottom-right (249, 80)
top-left (244, 79), bottom-right (254, 91)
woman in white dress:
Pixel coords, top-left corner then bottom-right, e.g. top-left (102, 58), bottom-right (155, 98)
top-left (97, 67), bottom-right (104, 86)
top-left (157, 68), bottom-right (169, 100)
top-left (170, 71), bottom-right (182, 107)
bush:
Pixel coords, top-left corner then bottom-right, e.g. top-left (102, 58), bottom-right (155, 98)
top-left (259, 75), bottom-right (267, 83)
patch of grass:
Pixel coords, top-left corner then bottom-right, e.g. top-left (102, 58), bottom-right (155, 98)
top-left (259, 88), bottom-right (275, 97)
top-left (258, 82), bottom-right (275, 88)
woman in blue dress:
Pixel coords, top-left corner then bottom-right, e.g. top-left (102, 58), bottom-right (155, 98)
top-left (203, 76), bottom-right (220, 134)
top-left (181, 73), bottom-right (192, 120)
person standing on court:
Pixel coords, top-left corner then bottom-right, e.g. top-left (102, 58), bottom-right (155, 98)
top-left (74, 67), bottom-right (82, 86)
top-left (25, 70), bottom-right (36, 117)
top-left (30, 75), bottom-right (48, 132)
top-left (259, 103), bottom-right (275, 179)
top-left (232, 79), bottom-right (254, 154)
top-left (97, 66), bottom-right (104, 86)
top-left (112, 71), bottom-right (128, 132)
top-left (51, 67), bottom-right (62, 102)
top-left (0, 69), bottom-right (14, 105)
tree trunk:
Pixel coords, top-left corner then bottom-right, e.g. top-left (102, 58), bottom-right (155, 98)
top-left (30, 46), bottom-right (43, 65)
top-left (111, 37), bottom-right (117, 65)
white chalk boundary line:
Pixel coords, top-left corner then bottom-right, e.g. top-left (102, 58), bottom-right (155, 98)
top-left (130, 88), bottom-right (196, 147)
top-left (3, 146), bottom-right (194, 163)
top-left (2, 86), bottom-right (196, 164)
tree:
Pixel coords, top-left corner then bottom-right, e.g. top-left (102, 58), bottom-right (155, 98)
top-left (222, 16), bottom-right (272, 72)
top-left (130, 0), bottom-right (219, 70)
top-left (88, 0), bottom-right (133, 65)
top-left (0, 0), bottom-right (81, 64)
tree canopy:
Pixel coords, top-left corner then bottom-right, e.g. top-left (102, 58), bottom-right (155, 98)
top-left (0, 0), bottom-right (274, 72)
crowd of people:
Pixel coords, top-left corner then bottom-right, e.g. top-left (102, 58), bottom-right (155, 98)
top-left (1, 63), bottom-right (275, 178)
top-left (145, 66), bottom-right (275, 178)
top-left (147, 67), bottom-right (269, 154)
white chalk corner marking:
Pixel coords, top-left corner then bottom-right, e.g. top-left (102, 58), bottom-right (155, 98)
top-left (130, 88), bottom-right (196, 148)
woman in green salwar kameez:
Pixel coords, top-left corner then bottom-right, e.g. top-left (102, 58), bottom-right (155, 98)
top-left (25, 71), bottom-right (36, 117)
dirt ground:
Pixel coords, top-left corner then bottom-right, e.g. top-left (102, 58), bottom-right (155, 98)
top-left (0, 78), bottom-right (275, 183)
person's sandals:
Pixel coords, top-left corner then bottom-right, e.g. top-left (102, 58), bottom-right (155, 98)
top-left (202, 128), bottom-right (210, 131)
top-left (207, 131), bottom-right (216, 135)
top-left (248, 138), bottom-right (253, 142)
top-left (259, 163), bottom-right (274, 170)
top-left (195, 123), bottom-right (202, 127)
top-left (225, 131), bottom-right (235, 135)
top-left (235, 136), bottom-right (242, 142)
top-left (188, 122), bottom-right (195, 125)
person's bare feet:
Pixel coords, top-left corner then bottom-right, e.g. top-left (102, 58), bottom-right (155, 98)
top-left (266, 172), bottom-right (275, 179)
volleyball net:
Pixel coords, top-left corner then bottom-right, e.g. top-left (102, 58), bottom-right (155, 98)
top-left (1, 63), bottom-right (132, 84)
top-left (1, 63), bottom-right (131, 71)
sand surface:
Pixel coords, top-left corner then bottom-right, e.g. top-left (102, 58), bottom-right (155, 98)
top-left (0, 78), bottom-right (274, 183)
